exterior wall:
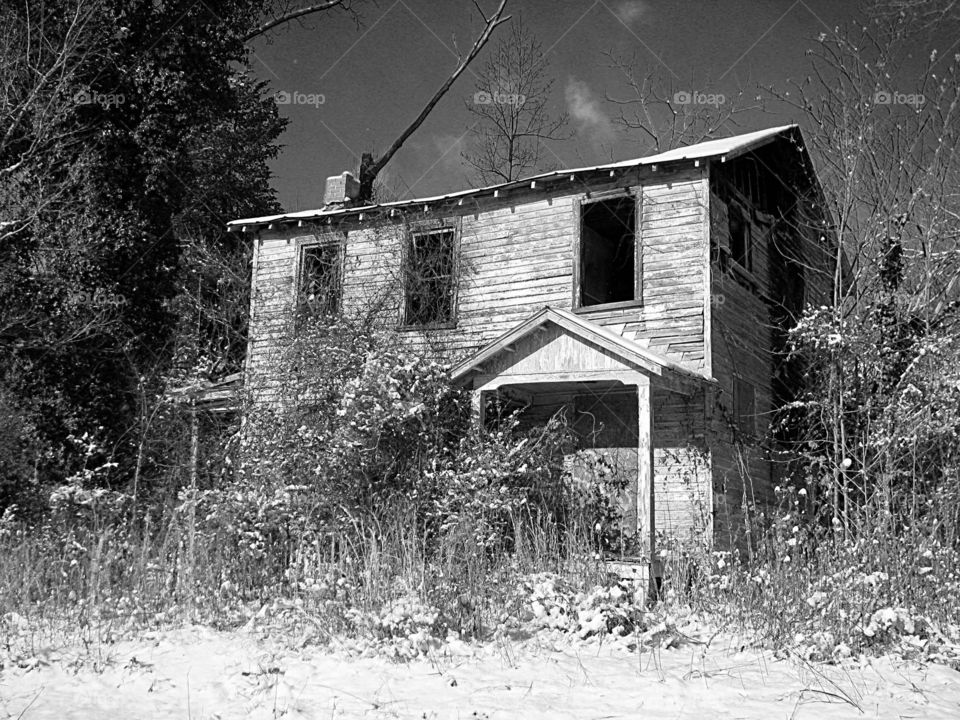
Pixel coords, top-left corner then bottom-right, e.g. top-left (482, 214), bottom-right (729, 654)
top-left (708, 185), bottom-right (771, 548)
top-left (653, 385), bottom-right (711, 549)
top-left (574, 169), bottom-right (711, 371)
top-left (706, 159), bottom-right (835, 550)
top-left (246, 165), bottom-right (711, 400)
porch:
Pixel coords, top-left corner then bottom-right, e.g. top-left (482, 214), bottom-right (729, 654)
top-left (451, 307), bottom-right (712, 581)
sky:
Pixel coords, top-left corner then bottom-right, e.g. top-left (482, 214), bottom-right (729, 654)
top-left (247, 0), bottom-right (873, 212)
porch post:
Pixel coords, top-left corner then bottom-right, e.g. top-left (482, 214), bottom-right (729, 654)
top-left (636, 375), bottom-right (654, 564)
top-left (471, 388), bottom-right (485, 428)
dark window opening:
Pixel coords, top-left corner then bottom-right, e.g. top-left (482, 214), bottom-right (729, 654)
top-left (404, 228), bottom-right (456, 326)
top-left (732, 158), bottom-right (764, 208)
top-left (298, 243), bottom-right (341, 321)
top-left (733, 378), bottom-right (756, 436)
top-left (579, 196), bottom-right (637, 307)
top-left (729, 205), bottom-right (752, 271)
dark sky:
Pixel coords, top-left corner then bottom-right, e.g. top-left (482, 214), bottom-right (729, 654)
top-left (248, 0), bottom-right (871, 212)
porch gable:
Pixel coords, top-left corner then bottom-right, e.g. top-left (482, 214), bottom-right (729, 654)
top-left (451, 306), bottom-right (701, 393)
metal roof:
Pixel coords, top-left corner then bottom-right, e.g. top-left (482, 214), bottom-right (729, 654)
top-left (228, 124), bottom-right (801, 230)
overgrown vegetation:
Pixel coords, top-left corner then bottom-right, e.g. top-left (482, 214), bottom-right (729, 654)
top-left (2, 0), bottom-right (959, 673)
top-left (0, 323), bottom-right (625, 653)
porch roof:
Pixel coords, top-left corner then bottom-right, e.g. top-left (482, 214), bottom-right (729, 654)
top-left (450, 306), bottom-right (708, 387)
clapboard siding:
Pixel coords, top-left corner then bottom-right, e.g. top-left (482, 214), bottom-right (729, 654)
top-left (576, 168), bottom-right (709, 369)
top-left (246, 165), bottom-right (710, 388)
top-left (653, 386), bottom-right (711, 548)
top-left (706, 158), bottom-right (836, 549)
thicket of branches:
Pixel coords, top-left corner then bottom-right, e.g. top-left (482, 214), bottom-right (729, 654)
top-left (771, 15), bottom-right (960, 540)
top-left (0, 0), bottom-right (508, 516)
top-left (0, 0), bottom-right (292, 514)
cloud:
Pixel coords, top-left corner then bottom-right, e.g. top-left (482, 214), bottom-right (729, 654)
top-left (431, 133), bottom-right (469, 174)
top-left (564, 78), bottom-right (615, 143)
top-left (614, 0), bottom-right (650, 26)
top-left (432, 132), bottom-right (466, 157)
top-left (392, 133), bottom-right (468, 197)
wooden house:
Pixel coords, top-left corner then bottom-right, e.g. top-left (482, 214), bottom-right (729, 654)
top-left (228, 124), bottom-right (835, 564)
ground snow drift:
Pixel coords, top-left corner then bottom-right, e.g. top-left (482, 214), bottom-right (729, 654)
top-left (2, 626), bottom-right (959, 719)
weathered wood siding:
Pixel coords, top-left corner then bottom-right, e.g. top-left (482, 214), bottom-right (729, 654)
top-left (247, 166), bottom-right (711, 395)
top-left (653, 386), bottom-right (711, 548)
top-left (576, 168), bottom-right (710, 372)
top-left (706, 166), bottom-right (835, 550)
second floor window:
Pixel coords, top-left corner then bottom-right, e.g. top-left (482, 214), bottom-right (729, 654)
top-left (403, 227), bottom-right (456, 326)
top-left (579, 196), bottom-right (637, 307)
top-left (298, 241), bottom-right (341, 322)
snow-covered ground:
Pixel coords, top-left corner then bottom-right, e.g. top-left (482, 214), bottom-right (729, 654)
top-left (2, 625), bottom-right (959, 719)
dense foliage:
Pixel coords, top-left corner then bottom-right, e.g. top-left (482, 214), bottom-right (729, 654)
top-left (0, 0), bottom-right (286, 510)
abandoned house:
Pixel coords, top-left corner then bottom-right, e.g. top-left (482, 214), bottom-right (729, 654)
top-left (227, 124), bottom-right (835, 565)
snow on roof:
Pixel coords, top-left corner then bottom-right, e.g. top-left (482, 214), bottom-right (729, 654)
top-left (228, 124), bottom-right (800, 229)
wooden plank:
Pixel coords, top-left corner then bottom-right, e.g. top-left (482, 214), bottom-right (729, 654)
top-left (637, 377), bottom-right (653, 564)
top-left (476, 369), bottom-right (645, 389)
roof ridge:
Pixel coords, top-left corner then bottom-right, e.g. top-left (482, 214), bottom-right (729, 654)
top-left (228, 124), bottom-right (802, 229)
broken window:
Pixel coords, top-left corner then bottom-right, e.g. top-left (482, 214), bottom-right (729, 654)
top-left (733, 377), bottom-right (756, 436)
top-left (298, 242), bottom-right (342, 322)
top-left (729, 205), bottom-right (752, 271)
top-left (403, 227), bottom-right (457, 326)
top-left (579, 196), bottom-right (637, 307)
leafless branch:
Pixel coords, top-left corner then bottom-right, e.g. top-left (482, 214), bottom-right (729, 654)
top-left (867, 0), bottom-right (960, 32)
top-left (358, 0), bottom-right (511, 201)
top-left (242, 0), bottom-right (350, 43)
top-left (604, 50), bottom-right (760, 154)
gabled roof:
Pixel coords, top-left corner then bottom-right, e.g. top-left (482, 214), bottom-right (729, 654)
top-left (228, 124), bottom-right (802, 230)
top-left (450, 306), bottom-right (706, 383)
top-left (636, 125), bottom-right (800, 165)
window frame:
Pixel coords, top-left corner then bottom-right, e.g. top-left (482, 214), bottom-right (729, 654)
top-left (572, 190), bottom-right (643, 312)
top-left (294, 233), bottom-right (345, 327)
top-left (399, 219), bottom-right (460, 330)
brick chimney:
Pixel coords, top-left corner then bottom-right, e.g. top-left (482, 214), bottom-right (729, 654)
top-left (323, 171), bottom-right (360, 208)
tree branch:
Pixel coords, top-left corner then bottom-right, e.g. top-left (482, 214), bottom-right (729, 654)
top-left (243, 0), bottom-right (347, 43)
top-left (358, 0), bottom-right (511, 201)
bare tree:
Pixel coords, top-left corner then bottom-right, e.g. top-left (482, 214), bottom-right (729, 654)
top-left (0, 0), bottom-right (101, 242)
top-left (604, 51), bottom-right (758, 153)
top-left (461, 15), bottom-right (569, 184)
top-left (766, 15), bottom-right (960, 537)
